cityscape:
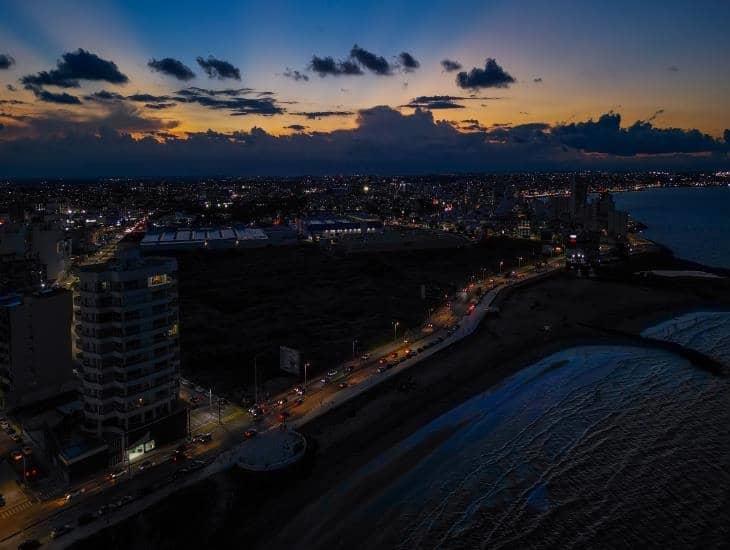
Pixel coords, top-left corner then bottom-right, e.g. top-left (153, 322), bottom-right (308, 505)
top-left (1, 2), bottom-right (730, 549)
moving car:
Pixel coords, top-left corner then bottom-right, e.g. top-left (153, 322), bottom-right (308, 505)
top-left (107, 469), bottom-right (126, 481)
top-left (65, 487), bottom-right (86, 502)
top-left (193, 432), bottom-right (213, 444)
top-left (244, 429), bottom-right (257, 439)
top-left (277, 411), bottom-right (290, 423)
top-left (137, 459), bottom-right (155, 472)
top-left (337, 382), bottom-right (348, 389)
top-left (51, 524), bottom-right (74, 538)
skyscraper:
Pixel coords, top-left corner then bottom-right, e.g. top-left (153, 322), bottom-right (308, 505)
top-left (74, 246), bottom-right (185, 463)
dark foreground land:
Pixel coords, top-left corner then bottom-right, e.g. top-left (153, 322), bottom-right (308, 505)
top-left (173, 236), bottom-right (540, 392)
top-left (71, 254), bottom-right (730, 550)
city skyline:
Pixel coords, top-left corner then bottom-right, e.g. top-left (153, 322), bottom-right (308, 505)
top-left (1, 0), bottom-right (729, 176)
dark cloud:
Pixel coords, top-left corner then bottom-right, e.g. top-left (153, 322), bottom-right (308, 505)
top-left (148, 58), bottom-right (196, 81)
top-left (440, 59), bottom-right (462, 72)
top-left (83, 90), bottom-right (125, 102)
top-left (174, 87), bottom-right (283, 116)
top-left (725, 129), bottom-right (730, 144)
top-left (398, 52), bottom-right (420, 72)
top-left (286, 124), bottom-right (308, 131)
top-left (533, 77), bottom-right (543, 83)
top-left (127, 93), bottom-right (174, 103)
top-left (456, 58), bottom-right (515, 89)
top-left (309, 55), bottom-right (363, 77)
top-left (26, 85), bottom-right (81, 105)
top-left (350, 45), bottom-right (392, 75)
top-left (21, 49), bottom-right (128, 88)
top-left (1, 108), bottom-right (727, 177)
top-left (0, 54), bottom-right (15, 70)
top-left (667, 65), bottom-right (679, 72)
top-left (144, 102), bottom-right (176, 110)
top-left (0, 99), bottom-right (25, 105)
top-left (553, 112), bottom-right (721, 156)
top-left (196, 56), bottom-right (241, 80)
top-left (403, 95), bottom-right (498, 110)
top-left (292, 111), bottom-right (354, 120)
top-left (0, 123), bottom-right (4, 131)
top-left (283, 68), bottom-right (309, 82)
top-left (6, 84), bottom-right (18, 92)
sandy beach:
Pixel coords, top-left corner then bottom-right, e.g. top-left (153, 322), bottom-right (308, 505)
top-left (71, 267), bottom-right (730, 550)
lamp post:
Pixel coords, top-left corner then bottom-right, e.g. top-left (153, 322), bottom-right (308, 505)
top-left (518, 256), bottom-right (523, 268)
top-left (499, 260), bottom-right (504, 274)
top-left (304, 361), bottom-right (310, 390)
top-left (253, 351), bottom-right (265, 406)
top-left (392, 321), bottom-right (399, 341)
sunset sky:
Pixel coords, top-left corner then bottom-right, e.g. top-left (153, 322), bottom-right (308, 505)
top-left (1, 0), bottom-right (729, 176)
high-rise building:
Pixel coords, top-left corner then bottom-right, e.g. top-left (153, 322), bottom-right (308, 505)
top-left (0, 289), bottom-right (75, 411)
top-left (74, 247), bottom-right (185, 463)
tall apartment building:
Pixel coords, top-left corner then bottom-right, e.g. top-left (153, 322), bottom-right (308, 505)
top-left (0, 289), bottom-right (75, 411)
top-left (74, 247), bottom-right (186, 463)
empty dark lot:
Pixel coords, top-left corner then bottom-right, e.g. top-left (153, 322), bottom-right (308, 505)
top-left (168, 237), bottom-right (540, 394)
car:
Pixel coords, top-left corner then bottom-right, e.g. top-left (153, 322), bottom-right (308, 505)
top-left (319, 377), bottom-right (328, 385)
top-left (360, 353), bottom-right (371, 360)
top-left (77, 512), bottom-right (96, 525)
top-left (180, 378), bottom-right (191, 386)
top-left (0, 494), bottom-right (5, 507)
top-left (327, 369), bottom-right (338, 377)
top-left (10, 450), bottom-right (23, 462)
top-left (10, 434), bottom-right (21, 443)
top-left (97, 503), bottom-right (115, 516)
top-left (170, 449), bottom-right (187, 463)
top-left (18, 539), bottom-right (41, 550)
top-left (192, 432), bottom-right (213, 444)
top-left (292, 398), bottom-right (304, 407)
top-left (137, 459), bottom-right (155, 472)
top-left (51, 524), bottom-right (74, 538)
top-left (107, 469), bottom-right (126, 481)
top-left (293, 385), bottom-right (305, 396)
top-left (248, 406), bottom-right (262, 417)
top-left (337, 382), bottom-right (348, 389)
top-left (276, 398), bottom-right (288, 407)
top-left (277, 411), bottom-right (290, 423)
top-left (377, 365), bottom-right (387, 373)
top-left (21, 446), bottom-right (33, 456)
top-left (378, 357), bottom-right (387, 365)
top-left (65, 487), bottom-right (86, 502)
top-left (243, 429), bottom-right (257, 439)
top-left (343, 366), bottom-right (353, 374)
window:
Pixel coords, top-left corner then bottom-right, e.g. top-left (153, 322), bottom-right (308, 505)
top-left (147, 274), bottom-right (169, 287)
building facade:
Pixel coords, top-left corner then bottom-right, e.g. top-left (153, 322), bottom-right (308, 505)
top-left (74, 247), bottom-right (185, 463)
top-left (0, 289), bottom-right (74, 411)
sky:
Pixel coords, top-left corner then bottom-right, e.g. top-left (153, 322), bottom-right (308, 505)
top-left (0, 0), bottom-right (729, 176)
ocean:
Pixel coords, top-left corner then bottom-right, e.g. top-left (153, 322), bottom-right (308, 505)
top-left (282, 311), bottom-right (730, 549)
top-left (613, 186), bottom-right (730, 269)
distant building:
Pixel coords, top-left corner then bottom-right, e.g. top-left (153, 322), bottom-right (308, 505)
top-left (297, 215), bottom-right (384, 240)
top-left (0, 289), bottom-right (75, 411)
top-left (140, 224), bottom-right (297, 251)
top-left (74, 247), bottom-right (186, 464)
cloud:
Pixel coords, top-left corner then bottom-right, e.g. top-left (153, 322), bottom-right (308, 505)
top-left (350, 45), bottom-right (392, 75)
top-left (398, 52), bottom-right (420, 72)
top-left (553, 112), bottom-right (721, 155)
top-left (196, 56), bottom-right (241, 80)
top-left (402, 95), bottom-right (499, 110)
top-left (126, 93), bottom-right (174, 103)
top-left (6, 84), bottom-right (17, 92)
top-left (1, 108), bottom-right (727, 177)
top-left (148, 58), bottom-right (196, 81)
top-left (456, 58), bottom-right (515, 89)
top-left (283, 68), bottom-right (309, 82)
top-left (0, 54), bottom-right (15, 70)
top-left (309, 55), bottom-right (363, 77)
top-left (0, 99), bottom-right (26, 105)
top-left (144, 102), bottom-right (176, 110)
top-left (292, 110), bottom-right (354, 120)
top-left (286, 124), bottom-right (308, 131)
top-left (21, 49), bottom-right (128, 88)
top-left (533, 77), bottom-right (543, 83)
top-left (725, 129), bottom-right (730, 144)
top-left (667, 65), bottom-right (679, 72)
top-left (440, 59), bottom-right (462, 72)
top-left (646, 109), bottom-right (664, 122)
top-left (83, 90), bottom-right (125, 102)
top-left (174, 87), bottom-right (283, 116)
top-left (26, 85), bottom-right (81, 104)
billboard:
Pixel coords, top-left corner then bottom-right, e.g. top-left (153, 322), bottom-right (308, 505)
top-left (280, 346), bottom-right (301, 375)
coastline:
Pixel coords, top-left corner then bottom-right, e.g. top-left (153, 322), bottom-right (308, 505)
top-left (70, 268), bottom-right (730, 550)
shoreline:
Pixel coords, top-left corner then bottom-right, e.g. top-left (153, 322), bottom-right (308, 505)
top-left (71, 269), bottom-right (730, 549)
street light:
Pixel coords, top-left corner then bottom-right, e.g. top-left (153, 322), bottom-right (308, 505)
top-left (499, 260), bottom-right (504, 274)
top-left (393, 320), bottom-right (399, 341)
top-left (518, 256), bottom-right (523, 268)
